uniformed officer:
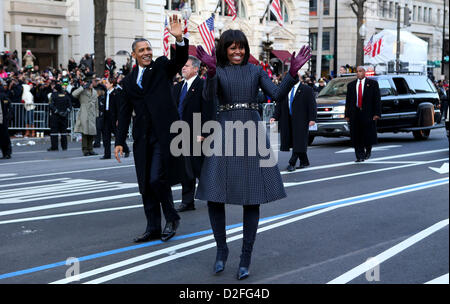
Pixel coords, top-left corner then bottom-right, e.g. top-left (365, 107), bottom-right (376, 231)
top-left (47, 84), bottom-right (72, 151)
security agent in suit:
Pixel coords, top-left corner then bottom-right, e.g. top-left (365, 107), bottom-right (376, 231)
top-left (271, 74), bottom-right (317, 172)
top-left (109, 82), bottom-right (130, 158)
top-left (47, 84), bottom-right (72, 151)
top-left (345, 66), bottom-right (381, 162)
top-left (172, 55), bottom-right (210, 212)
top-left (114, 15), bottom-right (189, 243)
top-left (0, 86), bottom-right (12, 159)
top-left (99, 78), bottom-right (130, 159)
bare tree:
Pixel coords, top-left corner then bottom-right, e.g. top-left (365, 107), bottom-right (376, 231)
top-left (94, 0), bottom-right (107, 77)
top-left (350, 0), bottom-right (367, 67)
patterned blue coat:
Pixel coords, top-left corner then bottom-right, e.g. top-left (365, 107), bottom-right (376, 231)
top-left (195, 64), bottom-right (297, 205)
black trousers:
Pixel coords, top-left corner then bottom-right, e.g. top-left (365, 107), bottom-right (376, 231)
top-left (0, 122), bottom-right (11, 157)
top-left (208, 202), bottom-right (260, 268)
top-left (142, 139), bottom-right (180, 233)
top-left (181, 178), bottom-right (196, 205)
top-left (289, 151), bottom-right (309, 166)
top-left (94, 117), bottom-right (103, 147)
top-left (102, 117), bottom-right (112, 158)
top-left (352, 110), bottom-right (372, 160)
top-left (49, 114), bottom-right (68, 150)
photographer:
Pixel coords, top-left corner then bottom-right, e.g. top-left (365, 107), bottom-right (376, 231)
top-left (72, 75), bottom-right (99, 156)
top-left (47, 83), bottom-right (72, 151)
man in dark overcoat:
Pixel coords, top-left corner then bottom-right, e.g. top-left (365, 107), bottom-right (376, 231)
top-left (172, 55), bottom-right (211, 212)
top-left (115, 15), bottom-right (189, 243)
top-left (271, 76), bottom-right (317, 172)
top-left (344, 66), bottom-right (381, 162)
top-left (0, 87), bottom-right (12, 159)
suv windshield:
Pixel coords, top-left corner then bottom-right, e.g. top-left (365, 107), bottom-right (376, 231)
top-left (318, 77), bottom-right (355, 97)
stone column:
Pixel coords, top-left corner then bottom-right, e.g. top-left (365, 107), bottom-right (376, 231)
top-left (0, 0), bottom-right (5, 51)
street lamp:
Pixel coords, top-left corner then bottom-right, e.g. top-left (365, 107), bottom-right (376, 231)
top-left (262, 27), bottom-right (274, 65)
top-left (215, 20), bottom-right (224, 40)
top-left (116, 50), bottom-right (132, 71)
top-left (181, 3), bottom-right (192, 21)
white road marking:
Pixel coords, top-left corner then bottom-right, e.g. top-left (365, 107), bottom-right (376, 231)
top-left (424, 273), bottom-right (449, 284)
top-left (327, 219), bottom-right (449, 284)
top-left (1, 158), bottom-right (447, 222)
top-left (0, 174), bottom-right (18, 178)
top-left (335, 145), bottom-right (402, 154)
top-left (49, 177), bottom-right (448, 284)
top-left (429, 163), bottom-right (449, 174)
top-left (280, 148), bottom-right (448, 176)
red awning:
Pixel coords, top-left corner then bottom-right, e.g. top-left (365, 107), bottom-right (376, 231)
top-left (271, 50), bottom-right (292, 63)
top-left (248, 54), bottom-right (259, 65)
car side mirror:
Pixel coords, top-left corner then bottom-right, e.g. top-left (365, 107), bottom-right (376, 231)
top-left (380, 88), bottom-right (391, 97)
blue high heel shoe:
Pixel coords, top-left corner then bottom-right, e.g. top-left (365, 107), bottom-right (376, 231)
top-left (237, 267), bottom-right (249, 280)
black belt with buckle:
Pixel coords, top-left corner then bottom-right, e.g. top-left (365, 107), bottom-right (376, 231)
top-left (218, 103), bottom-right (259, 111)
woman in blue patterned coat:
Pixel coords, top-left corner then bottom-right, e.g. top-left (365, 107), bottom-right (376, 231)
top-left (195, 30), bottom-right (311, 280)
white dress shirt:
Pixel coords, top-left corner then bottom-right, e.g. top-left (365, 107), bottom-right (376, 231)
top-left (289, 83), bottom-right (300, 113)
top-left (183, 75), bottom-right (198, 92)
top-left (106, 88), bottom-right (114, 111)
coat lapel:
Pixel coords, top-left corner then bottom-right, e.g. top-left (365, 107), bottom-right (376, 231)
top-left (181, 76), bottom-right (200, 114)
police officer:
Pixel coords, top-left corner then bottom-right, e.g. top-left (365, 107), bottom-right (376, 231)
top-left (47, 83), bottom-right (72, 151)
top-left (0, 85), bottom-right (12, 159)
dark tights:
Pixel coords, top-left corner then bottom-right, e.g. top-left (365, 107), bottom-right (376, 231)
top-left (207, 201), bottom-right (260, 268)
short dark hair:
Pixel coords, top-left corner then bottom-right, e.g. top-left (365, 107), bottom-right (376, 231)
top-left (132, 38), bottom-right (152, 53)
top-left (216, 30), bottom-right (250, 68)
top-left (188, 55), bottom-right (201, 69)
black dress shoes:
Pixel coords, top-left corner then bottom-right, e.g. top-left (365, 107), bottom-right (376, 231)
top-left (88, 151), bottom-right (98, 156)
top-left (286, 164), bottom-right (296, 172)
top-left (355, 158), bottom-right (365, 163)
top-left (214, 260), bottom-right (225, 274)
top-left (237, 267), bottom-right (249, 280)
top-left (365, 152), bottom-right (371, 160)
top-left (47, 148), bottom-right (58, 151)
top-left (297, 163), bottom-right (310, 169)
top-left (176, 203), bottom-right (195, 212)
top-left (161, 220), bottom-right (180, 242)
top-left (214, 248), bottom-right (229, 274)
top-left (1, 155), bottom-right (11, 159)
top-left (100, 156), bottom-right (111, 160)
top-left (133, 231), bottom-right (161, 243)
top-left (124, 152), bottom-right (130, 158)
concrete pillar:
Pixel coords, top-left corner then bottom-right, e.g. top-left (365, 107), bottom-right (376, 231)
top-left (59, 28), bottom-right (69, 69)
top-left (0, 0), bottom-right (5, 52)
top-left (10, 25), bottom-right (22, 63)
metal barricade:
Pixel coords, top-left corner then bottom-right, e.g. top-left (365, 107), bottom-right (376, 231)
top-left (262, 103), bottom-right (276, 124)
top-left (9, 103), bottom-right (132, 141)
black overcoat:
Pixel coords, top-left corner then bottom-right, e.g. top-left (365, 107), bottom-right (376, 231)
top-left (273, 84), bottom-right (317, 153)
top-left (345, 78), bottom-right (382, 147)
top-left (116, 39), bottom-right (189, 194)
top-left (172, 76), bottom-right (211, 178)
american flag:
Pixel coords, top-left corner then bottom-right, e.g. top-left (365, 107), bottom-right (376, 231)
top-left (198, 15), bottom-right (215, 55)
top-left (163, 17), bottom-right (170, 57)
top-left (183, 19), bottom-right (189, 38)
top-left (225, 0), bottom-right (237, 21)
top-left (371, 37), bottom-right (382, 57)
top-left (364, 35), bottom-right (374, 56)
top-left (270, 0), bottom-right (283, 26)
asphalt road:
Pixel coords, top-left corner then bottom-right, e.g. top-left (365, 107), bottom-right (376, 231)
top-left (0, 128), bottom-right (448, 287)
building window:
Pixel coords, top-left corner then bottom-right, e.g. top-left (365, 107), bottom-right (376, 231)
top-left (309, 32), bottom-right (317, 51)
top-left (413, 5), bottom-right (416, 21)
top-left (322, 31), bottom-right (330, 51)
top-left (323, 0), bottom-right (330, 15)
top-left (135, 0), bottom-right (140, 9)
top-left (310, 0), bottom-right (317, 16)
top-left (424, 7), bottom-right (427, 23)
top-left (382, 1), bottom-right (387, 17)
top-left (389, 2), bottom-right (393, 18)
top-left (418, 6), bottom-right (422, 22)
top-left (165, 0), bottom-right (196, 12)
top-left (437, 9), bottom-right (441, 25)
top-left (217, 0), bottom-right (246, 18)
top-left (428, 8), bottom-right (432, 24)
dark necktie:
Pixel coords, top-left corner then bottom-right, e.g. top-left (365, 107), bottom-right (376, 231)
top-left (178, 82), bottom-right (188, 119)
top-left (289, 86), bottom-right (296, 116)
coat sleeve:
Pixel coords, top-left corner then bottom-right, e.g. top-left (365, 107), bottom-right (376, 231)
top-left (166, 38), bottom-right (189, 80)
top-left (258, 66), bottom-right (298, 102)
top-left (115, 87), bottom-right (133, 147)
top-left (372, 80), bottom-right (382, 117)
top-left (345, 82), bottom-right (352, 118)
top-left (72, 87), bottom-right (83, 100)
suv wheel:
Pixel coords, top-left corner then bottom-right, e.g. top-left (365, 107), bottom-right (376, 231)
top-left (412, 129), bottom-right (430, 140)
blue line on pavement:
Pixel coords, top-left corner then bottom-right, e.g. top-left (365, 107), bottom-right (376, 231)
top-left (0, 178), bottom-right (447, 281)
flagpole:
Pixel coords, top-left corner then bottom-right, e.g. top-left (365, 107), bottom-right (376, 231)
top-left (260, 0), bottom-right (272, 23)
top-left (214, 0), bottom-right (221, 13)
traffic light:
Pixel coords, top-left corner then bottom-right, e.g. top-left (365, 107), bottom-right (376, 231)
top-left (404, 7), bottom-right (411, 26)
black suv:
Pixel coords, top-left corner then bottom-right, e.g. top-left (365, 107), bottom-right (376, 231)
top-left (309, 74), bottom-right (442, 144)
